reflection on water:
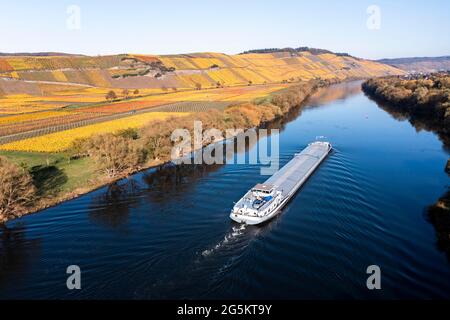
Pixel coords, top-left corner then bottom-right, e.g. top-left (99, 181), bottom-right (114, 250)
top-left (142, 163), bottom-right (224, 203)
top-left (364, 89), bottom-right (450, 262)
top-left (0, 223), bottom-right (41, 291)
top-left (427, 189), bottom-right (450, 262)
top-left (89, 180), bottom-right (142, 228)
top-left (364, 91), bottom-right (450, 151)
top-left (306, 81), bottom-right (362, 108)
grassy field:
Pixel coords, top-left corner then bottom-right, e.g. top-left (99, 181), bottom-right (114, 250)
top-left (0, 150), bottom-right (99, 197)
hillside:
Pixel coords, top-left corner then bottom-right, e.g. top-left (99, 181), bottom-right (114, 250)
top-left (378, 56), bottom-right (450, 73)
top-left (0, 51), bottom-right (402, 96)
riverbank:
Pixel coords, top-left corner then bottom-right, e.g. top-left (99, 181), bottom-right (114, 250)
top-left (363, 75), bottom-right (450, 261)
top-left (0, 79), bottom-right (336, 223)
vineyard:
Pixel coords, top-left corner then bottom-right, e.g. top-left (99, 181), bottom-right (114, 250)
top-left (0, 82), bottom-right (290, 149)
top-left (0, 111), bottom-right (72, 125)
top-left (150, 101), bottom-right (235, 113)
top-left (73, 100), bottom-right (167, 114)
top-left (0, 94), bottom-right (71, 114)
top-left (0, 51), bottom-right (402, 93)
top-left (0, 50), bottom-right (404, 154)
top-left (0, 87), bottom-right (111, 114)
top-left (1, 55), bottom-right (125, 72)
top-left (0, 112), bottom-right (101, 137)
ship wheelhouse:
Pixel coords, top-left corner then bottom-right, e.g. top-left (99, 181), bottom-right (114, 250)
top-left (251, 184), bottom-right (275, 197)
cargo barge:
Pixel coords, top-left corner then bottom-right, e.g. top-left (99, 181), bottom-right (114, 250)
top-left (230, 141), bottom-right (332, 225)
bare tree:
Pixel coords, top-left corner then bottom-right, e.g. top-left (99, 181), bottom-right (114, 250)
top-left (0, 157), bottom-right (36, 223)
top-left (122, 89), bottom-right (130, 99)
top-left (84, 134), bottom-right (144, 178)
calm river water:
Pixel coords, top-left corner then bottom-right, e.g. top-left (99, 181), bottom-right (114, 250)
top-left (1, 81), bottom-right (449, 299)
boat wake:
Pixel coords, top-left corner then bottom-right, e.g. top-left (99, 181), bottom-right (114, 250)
top-left (201, 224), bottom-right (247, 257)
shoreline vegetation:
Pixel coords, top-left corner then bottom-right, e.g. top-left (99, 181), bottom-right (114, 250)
top-left (0, 78), bottom-right (338, 224)
top-left (362, 73), bottom-right (450, 260)
top-left (362, 73), bottom-right (450, 140)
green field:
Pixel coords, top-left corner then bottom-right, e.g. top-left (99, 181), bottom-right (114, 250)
top-left (0, 150), bottom-right (99, 197)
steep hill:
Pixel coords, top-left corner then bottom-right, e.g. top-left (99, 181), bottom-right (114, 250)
top-left (0, 51), bottom-right (403, 95)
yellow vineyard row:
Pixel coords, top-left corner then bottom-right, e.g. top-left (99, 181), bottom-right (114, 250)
top-left (0, 112), bottom-right (189, 153)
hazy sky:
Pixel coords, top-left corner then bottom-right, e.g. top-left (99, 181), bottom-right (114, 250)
top-left (1, 0), bottom-right (449, 59)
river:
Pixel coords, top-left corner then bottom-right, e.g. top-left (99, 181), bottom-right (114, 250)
top-left (1, 81), bottom-right (449, 299)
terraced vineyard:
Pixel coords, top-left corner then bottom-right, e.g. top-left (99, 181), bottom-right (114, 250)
top-left (149, 101), bottom-right (236, 113)
top-left (0, 112), bottom-right (188, 152)
top-left (0, 99), bottom-right (238, 145)
top-left (0, 112), bottom-right (101, 137)
top-left (73, 100), bottom-right (167, 114)
top-left (0, 51), bottom-right (403, 93)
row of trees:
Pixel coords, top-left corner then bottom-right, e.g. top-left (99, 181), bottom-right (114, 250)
top-left (240, 46), bottom-right (352, 57)
top-left (105, 89), bottom-right (140, 102)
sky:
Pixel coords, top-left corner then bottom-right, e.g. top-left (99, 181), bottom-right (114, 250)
top-left (1, 0), bottom-right (449, 59)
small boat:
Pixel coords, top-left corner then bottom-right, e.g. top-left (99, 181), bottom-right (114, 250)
top-left (230, 141), bottom-right (332, 225)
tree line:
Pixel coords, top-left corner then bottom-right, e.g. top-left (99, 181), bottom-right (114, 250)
top-left (362, 73), bottom-right (450, 131)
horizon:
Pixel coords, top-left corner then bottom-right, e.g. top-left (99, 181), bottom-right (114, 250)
top-left (1, 0), bottom-right (449, 60)
top-left (0, 49), bottom-right (449, 61)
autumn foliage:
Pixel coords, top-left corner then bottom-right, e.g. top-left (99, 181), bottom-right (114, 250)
top-left (81, 134), bottom-right (146, 178)
top-left (363, 73), bottom-right (450, 131)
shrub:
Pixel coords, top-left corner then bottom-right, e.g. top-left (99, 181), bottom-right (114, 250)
top-left (106, 90), bottom-right (117, 102)
top-left (116, 128), bottom-right (139, 140)
top-left (84, 134), bottom-right (145, 178)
